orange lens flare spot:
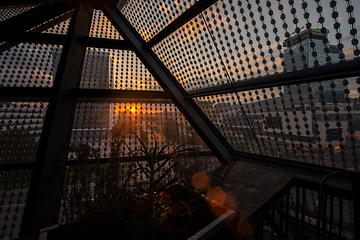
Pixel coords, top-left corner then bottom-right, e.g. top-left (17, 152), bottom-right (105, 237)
top-left (206, 187), bottom-right (226, 208)
top-left (191, 171), bottom-right (211, 192)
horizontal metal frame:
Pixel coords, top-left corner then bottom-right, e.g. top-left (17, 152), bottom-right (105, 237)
top-left (63, 151), bottom-right (213, 166)
top-left (295, 178), bottom-right (353, 200)
top-left (0, 87), bottom-right (52, 102)
top-left (144, 0), bottom-right (218, 48)
top-left (0, 87), bottom-right (172, 102)
top-left (0, 32), bottom-right (131, 50)
top-left (83, 36), bottom-right (131, 50)
top-left (0, 162), bottom-right (35, 170)
top-left (77, 97), bottom-right (173, 104)
top-left (76, 88), bottom-right (169, 99)
top-left (0, 0), bottom-right (66, 8)
top-left (234, 150), bottom-right (355, 187)
top-left (186, 58), bottom-right (360, 98)
top-left (0, 32), bottom-right (67, 45)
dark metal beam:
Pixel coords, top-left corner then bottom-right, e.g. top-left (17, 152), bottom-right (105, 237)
top-left (100, 1), bottom-right (233, 164)
top-left (0, 162), bottom-right (35, 170)
top-left (20, 0), bottom-right (93, 234)
top-left (144, 0), bottom-right (218, 48)
top-left (75, 88), bottom-right (170, 100)
top-left (0, 3), bottom-right (73, 54)
top-left (186, 59), bottom-right (360, 98)
top-left (0, 32), bottom-right (67, 45)
top-left (0, 2), bottom-right (74, 32)
top-left (83, 36), bottom-right (132, 50)
top-left (234, 151), bottom-right (355, 187)
top-left (0, 32), bottom-right (131, 49)
top-left (0, 0), bottom-right (67, 8)
top-left (0, 87), bottom-right (51, 102)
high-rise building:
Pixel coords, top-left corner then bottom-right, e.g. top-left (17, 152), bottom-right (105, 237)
top-left (282, 28), bottom-right (344, 105)
top-left (53, 49), bottom-right (113, 144)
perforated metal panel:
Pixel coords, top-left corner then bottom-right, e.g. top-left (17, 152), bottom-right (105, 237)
top-left (153, 0), bottom-right (359, 91)
top-left (90, 10), bottom-right (123, 40)
top-left (0, 44), bottom-right (62, 88)
top-left (0, 169), bottom-right (32, 239)
top-left (195, 76), bottom-right (360, 170)
top-left (42, 15), bottom-right (71, 35)
top-left (80, 48), bottom-right (163, 91)
top-left (119, 0), bottom-right (197, 42)
top-left (0, 102), bottom-right (48, 164)
top-left (0, 7), bottom-right (36, 22)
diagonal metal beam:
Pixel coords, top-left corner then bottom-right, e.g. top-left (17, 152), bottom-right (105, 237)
top-left (0, 2), bottom-right (74, 32)
top-left (0, 2), bottom-right (73, 54)
top-left (0, 32), bottom-right (67, 45)
top-left (100, 1), bottom-right (233, 164)
top-left (75, 88), bottom-right (171, 100)
top-left (144, 0), bottom-right (218, 48)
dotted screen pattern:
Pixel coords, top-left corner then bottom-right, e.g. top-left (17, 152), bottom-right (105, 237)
top-left (80, 47), bottom-right (163, 91)
top-left (0, 169), bottom-right (32, 239)
top-left (119, 0), bottom-right (197, 42)
top-left (69, 102), bottom-right (209, 159)
top-left (0, 7), bottom-right (36, 22)
top-left (0, 102), bottom-right (48, 164)
top-left (90, 10), bottom-right (123, 40)
top-left (152, 0), bottom-right (359, 92)
top-left (0, 43), bottom-right (62, 88)
top-left (196, 77), bottom-right (360, 171)
top-left (42, 15), bottom-right (71, 35)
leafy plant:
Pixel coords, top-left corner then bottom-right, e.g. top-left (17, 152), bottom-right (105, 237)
top-left (124, 131), bottom-right (195, 222)
top-left (177, 183), bottom-right (209, 220)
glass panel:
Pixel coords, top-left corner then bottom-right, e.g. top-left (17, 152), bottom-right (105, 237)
top-left (0, 43), bottom-right (62, 88)
top-left (0, 102), bottom-right (48, 163)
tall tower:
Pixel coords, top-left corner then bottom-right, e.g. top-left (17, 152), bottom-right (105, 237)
top-left (53, 49), bottom-right (113, 146)
top-left (282, 28), bottom-right (344, 105)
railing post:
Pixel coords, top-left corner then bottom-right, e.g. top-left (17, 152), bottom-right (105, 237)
top-left (351, 173), bottom-right (360, 240)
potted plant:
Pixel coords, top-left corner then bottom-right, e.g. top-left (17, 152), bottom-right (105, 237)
top-left (44, 129), bottom-right (234, 240)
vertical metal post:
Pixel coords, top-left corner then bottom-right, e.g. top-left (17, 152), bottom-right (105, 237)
top-left (329, 195), bottom-right (334, 238)
top-left (338, 197), bottom-right (343, 240)
top-left (280, 198), bottom-right (284, 240)
top-left (20, 0), bottom-right (93, 234)
top-left (351, 174), bottom-right (360, 240)
top-left (271, 208), bottom-right (275, 240)
top-left (295, 186), bottom-right (299, 238)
